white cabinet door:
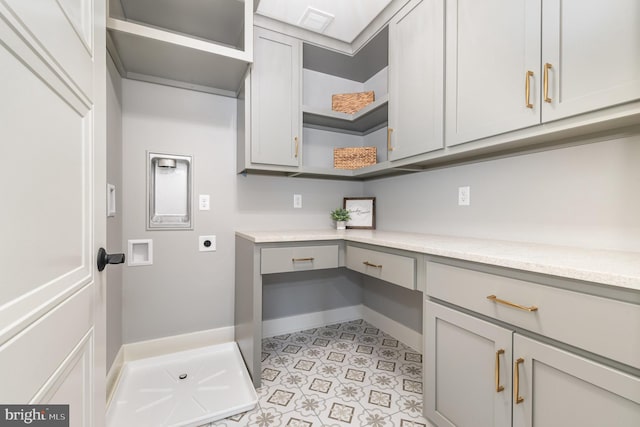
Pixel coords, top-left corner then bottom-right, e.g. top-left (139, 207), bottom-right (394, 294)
top-left (425, 302), bottom-right (512, 427)
top-left (0, 0), bottom-right (106, 425)
top-left (251, 27), bottom-right (301, 167)
top-left (445, 0), bottom-right (541, 146)
top-left (541, 0), bottom-right (640, 122)
top-left (513, 334), bottom-right (640, 427)
top-left (388, 0), bottom-right (444, 160)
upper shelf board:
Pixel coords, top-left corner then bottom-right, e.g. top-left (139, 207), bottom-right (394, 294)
top-left (107, 0), bottom-right (253, 96)
top-left (114, 0), bottom-right (246, 49)
top-left (302, 94), bottom-right (389, 134)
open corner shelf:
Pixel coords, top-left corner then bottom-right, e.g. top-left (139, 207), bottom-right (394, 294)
top-left (302, 94), bottom-right (389, 135)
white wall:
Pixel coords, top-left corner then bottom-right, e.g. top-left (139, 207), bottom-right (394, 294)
top-left (121, 79), bottom-right (363, 344)
top-left (106, 57), bottom-right (123, 367)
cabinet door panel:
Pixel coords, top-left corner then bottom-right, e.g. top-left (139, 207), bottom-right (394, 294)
top-left (425, 301), bottom-right (512, 427)
top-left (513, 334), bottom-right (640, 427)
top-left (445, 0), bottom-right (540, 146)
top-left (389, 0), bottom-right (444, 160)
top-left (251, 28), bottom-right (300, 167)
top-left (542, 0), bottom-right (640, 122)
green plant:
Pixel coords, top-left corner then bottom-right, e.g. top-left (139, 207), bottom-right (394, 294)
top-left (330, 207), bottom-right (351, 222)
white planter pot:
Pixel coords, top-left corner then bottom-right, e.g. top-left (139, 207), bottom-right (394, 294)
top-left (336, 221), bottom-right (346, 230)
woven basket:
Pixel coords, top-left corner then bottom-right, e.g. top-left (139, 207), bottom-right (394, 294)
top-left (333, 147), bottom-right (377, 170)
top-left (331, 91), bottom-right (375, 114)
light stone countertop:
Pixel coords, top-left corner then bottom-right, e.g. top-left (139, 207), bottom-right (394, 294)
top-left (236, 229), bottom-right (640, 291)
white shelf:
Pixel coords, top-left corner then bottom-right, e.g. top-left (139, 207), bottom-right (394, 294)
top-left (107, 0), bottom-right (252, 97)
top-left (302, 94), bottom-right (389, 135)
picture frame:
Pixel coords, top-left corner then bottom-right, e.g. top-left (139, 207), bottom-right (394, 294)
top-left (343, 197), bottom-right (376, 229)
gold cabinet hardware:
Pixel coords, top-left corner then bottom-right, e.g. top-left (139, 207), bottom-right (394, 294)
top-left (292, 257), bottom-right (314, 262)
top-left (544, 63), bottom-right (553, 103)
top-left (387, 127), bottom-right (394, 151)
top-left (486, 295), bottom-right (538, 312)
top-left (514, 358), bottom-right (525, 404)
top-left (294, 136), bottom-right (299, 158)
top-left (363, 261), bottom-right (382, 268)
top-left (525, 70), bottom-right (534, 108)
top-left (495, 349), bottom-right (505, 392)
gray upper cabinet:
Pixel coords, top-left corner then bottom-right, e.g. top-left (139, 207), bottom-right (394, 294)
top-left (388, 0), bottom-right (444, 161)
top-left (251, 27), bottom-right (302, 168)
top-left (540, 0), bottom-right (640, 122)
top-left (445, 0), bottom-right (541, 146)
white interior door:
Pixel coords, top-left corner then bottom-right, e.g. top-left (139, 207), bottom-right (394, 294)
top-left (0, 0), bottom-right (106, 426)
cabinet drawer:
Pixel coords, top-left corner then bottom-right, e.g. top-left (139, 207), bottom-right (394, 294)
top-left (426, 261), bottom-right (640, 369)
top-left (261, 245), bottom-right (339, 274)
top-left (346, 245), bottom-right (416, 290)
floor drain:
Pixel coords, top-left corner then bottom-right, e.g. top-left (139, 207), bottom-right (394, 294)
top-left (179, 373), bottom-right (188, 380)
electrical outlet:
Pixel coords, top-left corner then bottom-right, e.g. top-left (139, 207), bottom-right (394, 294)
top-left (458, 186), bottom-right (470, 206)
top-left (293, 194), bottom-right (302, 208)
top-left (199, 194), bottom-right (210, 211)
top-left (199, 235), bottom-right (216, 252)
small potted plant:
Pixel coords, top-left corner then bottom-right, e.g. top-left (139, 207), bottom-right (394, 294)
top-left (330, 208), bottom-right (351, 230)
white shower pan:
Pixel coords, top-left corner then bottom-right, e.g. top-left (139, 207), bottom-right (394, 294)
top-left (107, 342), bottom-right (257, 427)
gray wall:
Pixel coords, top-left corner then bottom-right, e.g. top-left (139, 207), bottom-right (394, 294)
top-left (365, 133), bottom-right (640, 251)
top-left (362, 131), bottom-right (640, 329)
top-left (121, 79), bottom-right (364, 344)
top-left (263, 269), bottom-right (363, 320)
top-left (106, 57), bottom-right (123, 367)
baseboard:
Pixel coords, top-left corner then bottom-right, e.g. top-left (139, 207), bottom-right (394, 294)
top-left (361, 305), bottom-right (423, 352)
top-left (106, 346), bottom-right (125, 406)
top-left (106, 326), bottom-right (235, 406)
top-left (262, 305), bottom-right (363, 337)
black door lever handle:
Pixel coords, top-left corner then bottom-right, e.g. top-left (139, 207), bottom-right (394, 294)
top-left (97, 247), bottom-right (125, 271)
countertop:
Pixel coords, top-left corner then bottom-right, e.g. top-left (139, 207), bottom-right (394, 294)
top-left (236, 229), bottom-right (640, 291)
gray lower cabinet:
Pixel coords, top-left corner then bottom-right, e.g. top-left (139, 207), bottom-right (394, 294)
top-left (425, 301), bottom-right (512, 427)
top-left (512, 334), bottom-right (640, 427)
top-left (424, 261), bottom-right (640, 427)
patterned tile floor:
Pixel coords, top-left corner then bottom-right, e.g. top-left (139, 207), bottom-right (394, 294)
top-left (206, 319), bottom-right (435, 427)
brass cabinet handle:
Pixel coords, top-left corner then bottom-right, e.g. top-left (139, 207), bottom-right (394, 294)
top-left (363, 261), bottom-right (382, 268)
top-left (514, 358), bottom-right (525, 404)
top-left (495, 349), bottom-right (505, 392)
top-left (294, 136), bottom-right (299, 158)
top-left (543, 63), bottom-right (553, 103)
top-left (525, 70), bottom-right (534, 108)
top-left (487, 295), bottom-right (538, 312)
top-left (292, 257), bottom-right (314, 262)
top-left (387, 128), bottom-right (394, 151)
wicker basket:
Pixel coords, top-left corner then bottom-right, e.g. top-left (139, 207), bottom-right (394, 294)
top-left (333, 147), bottom-right (377, 170)
top-left (331, 91), bottom-right (375, 114)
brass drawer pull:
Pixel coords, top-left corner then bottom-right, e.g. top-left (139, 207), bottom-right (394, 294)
top-left (487, 295), bottom-right (538, 312)
top-left (363, 261), bottom-right (382, 268)
top-left (514, 357), bottom-right (525, 404)
top-left (495, 349), bottom-right (505, 393)
top-left (387, 127), bottom-right (394, 151)
top-left (292, 257), bottom-right (314, 262)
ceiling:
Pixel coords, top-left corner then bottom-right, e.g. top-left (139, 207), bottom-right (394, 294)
top-left (256, 0), bottom-right (393, 43)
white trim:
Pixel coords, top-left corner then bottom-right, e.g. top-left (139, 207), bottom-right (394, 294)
top-left (262, 305), bottom-right (363, 337)
top-left (361, 305), bottom-right (422, 352)
top-left (106, 346), bottom-right (124, 406)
